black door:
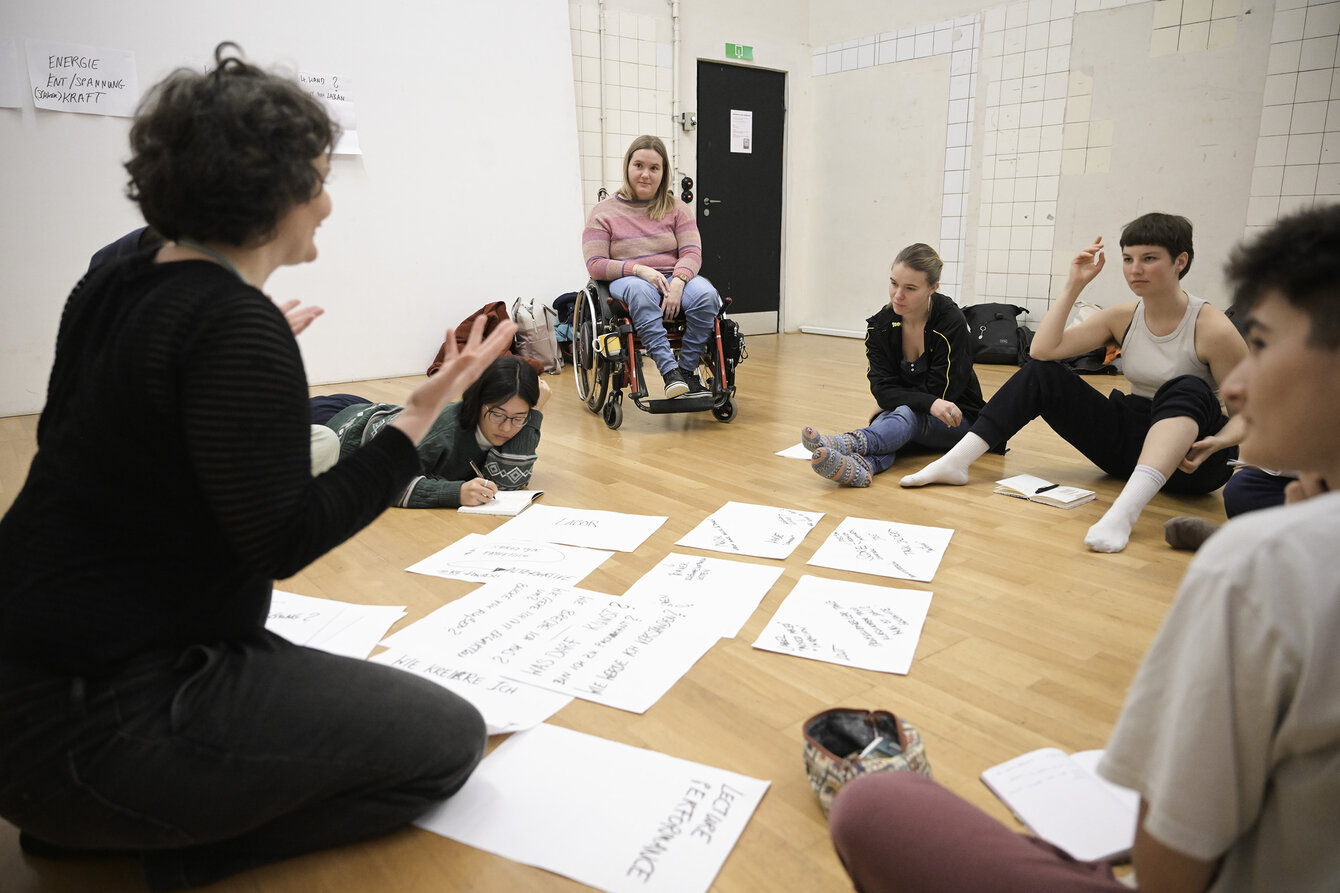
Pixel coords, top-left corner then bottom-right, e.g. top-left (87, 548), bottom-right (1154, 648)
top-left (695, 62), bottom-right (785, 328)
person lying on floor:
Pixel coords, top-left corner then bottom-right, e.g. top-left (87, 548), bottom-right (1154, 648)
top-left (324, 355), bottom-right (550, 507)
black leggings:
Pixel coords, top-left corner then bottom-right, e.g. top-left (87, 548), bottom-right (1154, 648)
top-left (971, 361), bottom-right (1235, 495)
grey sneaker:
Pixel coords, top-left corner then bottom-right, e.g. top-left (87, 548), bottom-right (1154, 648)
top-left (662, 368), bottom-right (689, 398)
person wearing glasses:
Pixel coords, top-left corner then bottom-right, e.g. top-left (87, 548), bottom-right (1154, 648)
top-left (324, 356), bottom-right (550, 507)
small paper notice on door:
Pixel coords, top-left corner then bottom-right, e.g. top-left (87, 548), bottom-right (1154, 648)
top-left (730, 109), bottom-right (753, 153)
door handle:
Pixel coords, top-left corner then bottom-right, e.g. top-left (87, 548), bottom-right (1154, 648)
top-left (702, 197), bottom-right (724, 205)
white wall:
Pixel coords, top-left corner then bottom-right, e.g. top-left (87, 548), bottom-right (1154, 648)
top-left (805, 55), bottom-right (953, 333)
top-left (795, 0), bottom-right (1278, 338)
top-left (1052, 3), bottom-right (1270, 310)
top-left (0, 0), bottom-right (586, 417)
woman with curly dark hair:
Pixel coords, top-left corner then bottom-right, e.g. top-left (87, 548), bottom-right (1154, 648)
top-left (0, 43), bottom-right (514, 890)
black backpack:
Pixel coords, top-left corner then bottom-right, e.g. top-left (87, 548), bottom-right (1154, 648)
top-left (962, 302), bottom-right (1029, 364)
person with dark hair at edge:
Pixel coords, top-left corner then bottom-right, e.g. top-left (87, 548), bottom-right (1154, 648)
top-left (582, 134), bottom-right (721, 398)
top-left (830, 203), bottom-right (1340, 893)
top-left (901, 212), bottom-right (1249, 553)
top-left (0, 43), bottom-right (516, 890)
top-left (802, 243), bottom-right (986, 487)
top-left (325, 355), bottom-right (551, 507)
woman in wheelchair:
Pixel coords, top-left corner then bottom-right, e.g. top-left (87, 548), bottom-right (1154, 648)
top-left (324, 356), bottom-right (550, 507)
top-left (802, 243), bottom-right (985, 488)
top-left (582, 134), bottom-right (721, 399)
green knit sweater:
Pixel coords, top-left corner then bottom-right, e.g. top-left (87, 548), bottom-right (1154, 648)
top-left (326, 402), bottom-right (542, 507)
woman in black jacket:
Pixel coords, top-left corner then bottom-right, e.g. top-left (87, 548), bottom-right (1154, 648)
top-left (803, 243), bottom-right (984, 487)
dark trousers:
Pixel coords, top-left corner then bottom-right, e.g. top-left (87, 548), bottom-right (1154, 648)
top-left (1223, 466), bottom-right (1291, 518)
top-left (972, 361), bottom-right (1235, 494)
top-left (0, 630), bottom-right (485, 890)
top-left (830, 773), bottom-right (1128, 893)
top-left (310, 393), bottom-right (370, 426)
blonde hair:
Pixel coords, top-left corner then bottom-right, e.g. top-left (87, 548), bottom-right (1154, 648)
top-left (892, 243), bottom-right (943, 289)
top-left (617, 135), bottom-right (675, 221)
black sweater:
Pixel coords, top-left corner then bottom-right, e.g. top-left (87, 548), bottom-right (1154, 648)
top-left (0, 252), bottom-right (419, 674)
top-left (864, 293), bottom-right (985, 418)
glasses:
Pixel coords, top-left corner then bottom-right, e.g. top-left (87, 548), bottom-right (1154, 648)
top-left (485, 407), bottom-right (530, 429)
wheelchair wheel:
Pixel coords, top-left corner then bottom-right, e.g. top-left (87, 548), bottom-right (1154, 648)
top-left (572, 286), bottom-right (608, 412)
top-left (712, 396), bottom-right (737, 423)
top-left (603, 397), bottom-right (624, 430)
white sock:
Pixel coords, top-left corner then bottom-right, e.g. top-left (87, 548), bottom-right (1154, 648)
top-left (899, 433), bottom-right (989, 487)
top-left (1085, 465), bottom-right (1167, 553)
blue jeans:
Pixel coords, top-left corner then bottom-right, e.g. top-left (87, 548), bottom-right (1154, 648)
top-left (610, 274), bottom-right (721, 375)
top-left (859, 406), bottom-right (972, 474)
top-left (0, 630), bottom-right (485, 889)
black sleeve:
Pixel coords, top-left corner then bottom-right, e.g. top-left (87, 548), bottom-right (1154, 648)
top-left (182, 292), bottom-right (420, 579)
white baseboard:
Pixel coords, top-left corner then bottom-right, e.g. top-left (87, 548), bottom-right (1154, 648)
top-left (797, 326), bottom-right (863, 339)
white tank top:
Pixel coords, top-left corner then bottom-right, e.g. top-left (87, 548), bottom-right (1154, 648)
top-left (1120, 294), bottom-right (1214, 399)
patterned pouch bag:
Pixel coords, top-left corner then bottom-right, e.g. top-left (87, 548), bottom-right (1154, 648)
top-left (803, 707), bottom-right (932, 817)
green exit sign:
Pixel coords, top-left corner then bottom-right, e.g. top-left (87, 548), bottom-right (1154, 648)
top-left (725, 43), bottom-right (754, 61)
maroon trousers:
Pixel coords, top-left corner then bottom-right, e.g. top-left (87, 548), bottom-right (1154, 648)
top-left (828, 773), bottom-right (1130, 893)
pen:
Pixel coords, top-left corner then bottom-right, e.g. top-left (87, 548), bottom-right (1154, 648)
top-left (469, 461), bottom-right (496, 500)
top-left (1034, 483), bottom-right (1060, 493)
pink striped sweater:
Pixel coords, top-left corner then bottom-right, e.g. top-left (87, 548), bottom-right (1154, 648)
top-left (582, 195), bottom-right (703, 282)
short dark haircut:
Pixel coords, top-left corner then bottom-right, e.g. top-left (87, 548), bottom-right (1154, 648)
top-left (125, 42), bottom-right (336, 247)
top-left (1119, 212), bottom-right (1194, 279)
top-left (459, 356), bottom-right (542, 426)
top-left (1227, 204), bottom-right (1340, 349)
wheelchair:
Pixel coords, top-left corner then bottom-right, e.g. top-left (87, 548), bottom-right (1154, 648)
top-left (572, 279), bottom-right (743, 430)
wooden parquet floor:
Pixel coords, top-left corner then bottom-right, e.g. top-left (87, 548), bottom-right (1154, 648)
top-left (0, 333), bottom-right (1224, 892)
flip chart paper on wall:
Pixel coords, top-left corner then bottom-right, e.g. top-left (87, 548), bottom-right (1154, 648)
top-left (807, 517), bottom-right (955, 582)
top-left (24, 39), bottom-right (139, 117)
top-left (266, 590), bottom-right (406, 659)
top-left (0, 39), bottom-right (24, 108)
top-left (368, 649), bottom-right (571, 735)
top-left (297, 70), bottom-right (360, 155)
top-left (416, 723), bottom-right (770, 893)
top-left (622, 552), bottom-right (783, 638)
top-left (676, 501), bottom-right (823, 560)
top-left (406, 533), bottom-right (612, 586)
top-left (752, 574), bottom-right (932, 674)
top-left (490, 504), bottom-right (667, 552)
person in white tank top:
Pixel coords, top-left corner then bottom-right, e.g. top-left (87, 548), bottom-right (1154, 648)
top-left (901, 212), bottom-right (1249, 553)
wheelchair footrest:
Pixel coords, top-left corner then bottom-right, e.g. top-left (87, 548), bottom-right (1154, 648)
top-left (642, 393), bottom-right (716, 413)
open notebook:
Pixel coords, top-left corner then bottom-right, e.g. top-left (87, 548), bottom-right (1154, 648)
top-left (994, 474), bottom-right (1096, 509)
top-left (980, 748), bottom-right (1138, 863)
top-left (457, 490), bottom-right (544, 516)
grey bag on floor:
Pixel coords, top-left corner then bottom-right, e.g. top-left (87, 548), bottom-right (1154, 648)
top-left (512, 297), bottom-right (564, 374)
